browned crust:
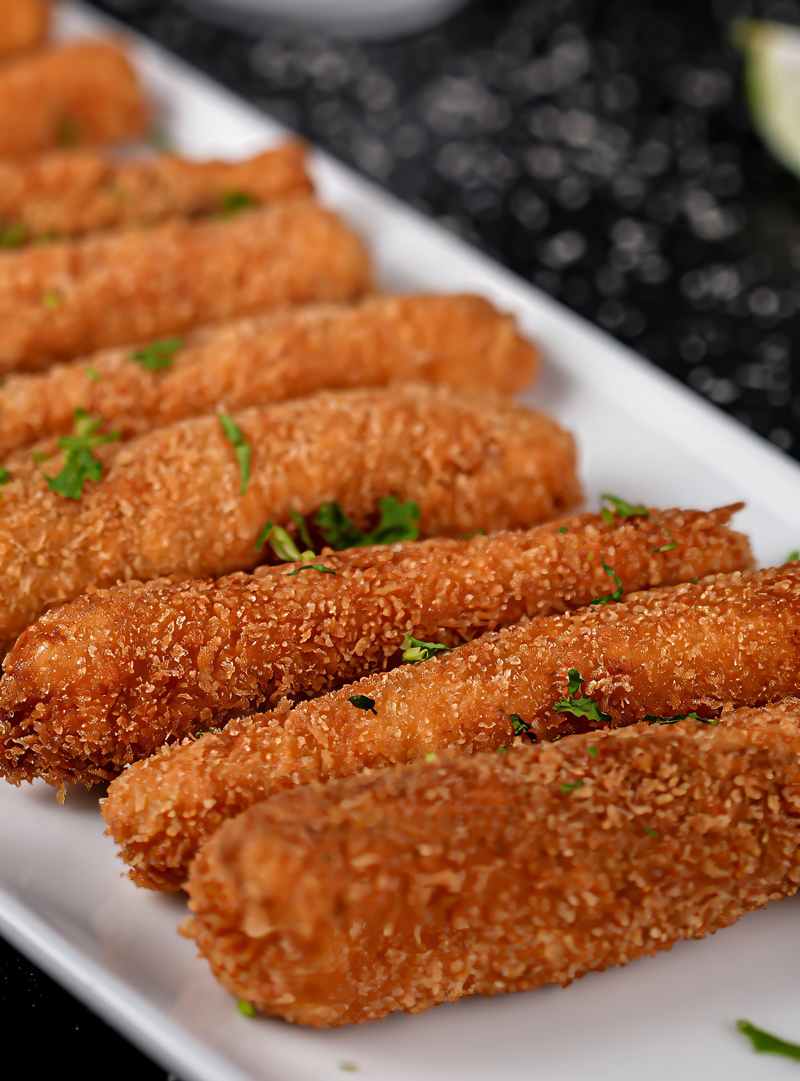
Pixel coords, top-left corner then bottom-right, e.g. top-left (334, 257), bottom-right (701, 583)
top-left (0, 40), bottom-right (147, 159)
top-left (0, 383), bottom-right (579, 659)
top-left (182, 703), bottom-right (800, 1026)
top-left (0, 142), bottom-right (313, 242)
top-left (0, 0), bottom-right (50, 61)
top-left (102, 559), bottom-right (800, 894)
top-left (0, 294), bottom-right (537, 457)
top-left (0, 196), bottom-right (371, 374)
top-left (0, 505), bottom-right (749, 784)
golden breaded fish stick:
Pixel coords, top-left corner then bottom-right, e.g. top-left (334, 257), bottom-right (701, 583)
top-left (0, 0), bottom-right (50, 61)
top-left (0, 198), bottom-right (370, 374)
top-left (0, 41), bottom-right (147, 158)
top-left (0, 295), bottom-right (537, 457)
top-left (182, 707), bottom-right (800, 1027)
top-left (0, 384), bottom-right (578, 660)
top-left (102, 561), bottom-right (800, 892)
top-left (0, 504), bottom-right (750, 784)
top-left (0, 143), bottom-right (312, 243)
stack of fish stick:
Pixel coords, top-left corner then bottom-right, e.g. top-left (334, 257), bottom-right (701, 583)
top-left (2, 9), bottom-right (800, 1035)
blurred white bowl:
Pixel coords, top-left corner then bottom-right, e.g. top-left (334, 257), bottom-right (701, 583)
top-left (180, 0), bottom-right (469, 38)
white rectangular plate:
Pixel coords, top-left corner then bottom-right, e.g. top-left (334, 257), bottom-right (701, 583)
top-left (3, 4), bottom-right (800, 1080)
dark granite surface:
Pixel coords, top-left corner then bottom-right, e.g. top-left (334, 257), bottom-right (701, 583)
top-left (4, 0), bottom-right (800, 1077)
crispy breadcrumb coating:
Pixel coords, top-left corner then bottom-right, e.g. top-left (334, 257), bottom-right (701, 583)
top-left (0, 383), bottom-right (579, 658)
top-left (0, 143), bottom-right (312, 243)
top-left (0, 197), bottom-right (371, 374)
top-left (0, 505), bottom-right (749, 785)
top-left (0, 0), bottom-right (50, 61)
top-left (0, 294), bottom-right (537, 457)
top-left (182, 704), bottom-right (800, 1026)
top-left (102, 561), bottom-right (800, 892)
top-left (0, 41), bottom-right (147, 159)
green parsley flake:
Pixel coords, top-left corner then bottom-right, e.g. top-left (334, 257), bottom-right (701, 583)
top-left (554, 668), bottom-right (611, 725)
top-left (737, 1020), bottom-right (800, 1060)
top-left (424, 752), bottom-right (437, 762)
top-left (558, 525), bottom-right (568, 533)
top-left (257, 519), bottom-right (316, 563)
top-left (601, 493), bottom-right (649, 519)
top-left (42, 289), bottom-right (61, 311)
top-left (0, 466), bottom-right (9, 486)
top-left (84, 366), bottom-right (101, 382)
top-left (348, 694), bottom-right (377, 715)
top-left (45, 408), bottom-right (120, 500)
top-left (588, 745), bottom-right (598, 757)
top-left (0, 223), bottom-right (28, 249)
top-left (56, 116), bottom-right (80, 146)
top-left (496, 746), bottom-right (509, 754)
top-left (401, 634), bottom-right (452, 664)
top-left (219, 190), bottom-right (256, 216)
top-left (589, 559), bottom-right (623, 606)
top-left (511, 714), bottom-right (536, 741)
top-left (289, 508), bottom-right (315, 551)
top-left (237, 999), bottom-right (256, 1018)
top-left (315, 497), bottom-right (420, 549)
top-left (219, 412), bottom-right (251, 495)
top-left (560, 779), bottom-right (584, 793)
top-left (789, 550), bottom-right (800, 562)
top-left (131, 337), bottom-right (182, 372)
top-left (691, 577), bottom-right (698, 584)
top-left (646, 711), bottom-right (719, 726)
top-left (643, 826), bottom-right (660, 839)
top-left (286, 563), bottom-right (336, 577)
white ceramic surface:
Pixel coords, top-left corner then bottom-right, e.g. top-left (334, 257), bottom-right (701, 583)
top-left (5, 4), bottom-right (800, 1080)
top-left (179, 0), bottom-right (468, 38)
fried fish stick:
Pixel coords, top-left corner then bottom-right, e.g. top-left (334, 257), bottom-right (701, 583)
top-left (0, 143), bottom-right (312, 243)
top-left (102, 561), bottom-right (800, 891)
top-left (0, 294), bottom-right (537, 456)
top-left (0, 384), bottom-right (578, 661)
top-left (0, 198), bottom-right (370, 374)
top-left (0, 41), bottom-right (147, 159)
top-left (182, 707), bottom-right (800, 1027)
top-left (0, 504), bottom-right (750, 783)
top-left (0, 0), bottom-right (50, 61)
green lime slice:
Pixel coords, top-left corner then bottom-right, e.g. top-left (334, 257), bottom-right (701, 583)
top-left (733, 19), bottom-right (800, 177)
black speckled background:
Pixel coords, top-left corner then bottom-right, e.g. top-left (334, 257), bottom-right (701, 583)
top-left (5, 0), bottom-right (800, 1077)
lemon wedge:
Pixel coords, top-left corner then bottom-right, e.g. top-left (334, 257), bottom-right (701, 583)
top-left (733, 19), bottom-right (800, 177)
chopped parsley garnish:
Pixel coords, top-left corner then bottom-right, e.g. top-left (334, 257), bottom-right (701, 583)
top-left (237, 999), bottom-right (256, 1018)
top-left (643, 826), bottom-right (660, 839)
top-left (44, 407), bottom-right (120, 500)
top-left (789, 551), bottom-right (800, 563)
top-left (131, 337), bottom-right (182, 372)
top-left (560, 779), bottom-right (584, 793)
top-left (691, 577), bottom-right (698, 584)
top-left (315, 497), bottom-right (420, 549)
top-left (401, 634), bottom-right (452, 664)
top-left (84, 366), bottom-right (101, 382)
top-left (42, 289), bottom-right (61, 310)
top-left (424, 752), bottom-right (437, 761)
top-left (554, 668), bottom-right (611, 725)
top-left (511, 714), bottom-right (536, 741)
top-left (348, 694), bottom-right (377, 714)
top-left (257, 518), bottom-right (316, 563)
top-left (588, 745), bottom-right (598, 757)
top-left (56, 116), bottom-right (80, 146)
top-left (558, 526), bottom-right (568, 533)
top-left (219, 190), bottom-right (256, 216)
top-left (737, 1020), bottom-right (800, 1061)
top-left (646, 711), bottom-right (719, 726)
top-left (0, 223), bottom-right (28, 249)
top-left (601, 493), bottom-right (649, 521)
top-left (0, 466), bottom-right (9, 486)
top-left (600, 492), bottom-right (676, 553)
top-left (286, 563), bottom-right (336, 576)
top-left (589, 559), bottom-right (623, 606)
top-left (496, 746), bottom-right (509, 754)
top-left (289, 508), bottom-right (315, 552)
top-left (219, 413), bottom-right (251, 495)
